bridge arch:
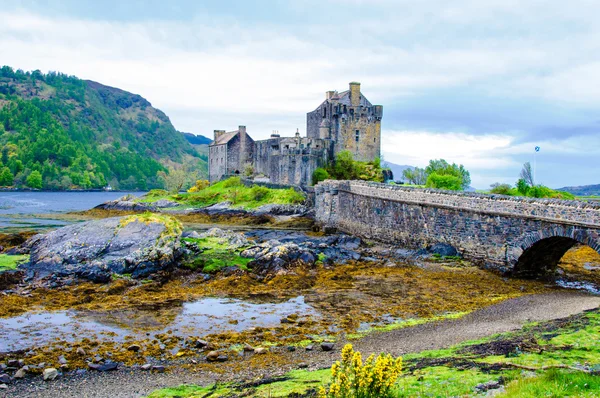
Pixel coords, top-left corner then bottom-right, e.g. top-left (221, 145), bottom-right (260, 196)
top-left (512, 227), bottom-right (600, 278)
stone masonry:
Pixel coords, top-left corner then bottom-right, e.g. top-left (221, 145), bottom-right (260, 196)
top-left (315, 180), bottom-right (600, 277)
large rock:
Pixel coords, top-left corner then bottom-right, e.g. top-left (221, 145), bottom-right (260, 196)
top-left (94, 195), bottom-right (156, 212)
top-left (242, 240), bottom-right (317, 275)
top-left (252, 204), bottom-right (309, 216)
top-left (20, 216), bottom-right (182, 284)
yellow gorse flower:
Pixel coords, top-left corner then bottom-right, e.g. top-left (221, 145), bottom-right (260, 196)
top-left (320, 344), bottom-right (403, 398)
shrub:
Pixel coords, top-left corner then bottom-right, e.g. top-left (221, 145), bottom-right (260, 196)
top-left (187, 179), bottom-right (209, 193)
top-left (223, 176), bottom-right (242, 188)
top-left (312, 167), bottom-right (330, 185)
top-left (250, 185), bottom-right (269, 201)
top-left (146, 189), bottom-right (168, 198)
top-left (287, 188), bottom-right (306, 204)
top-left (490, 183), bottom-right (513, 195)
top-left (319, 344), bottom-right (402, 398)
top-left (425, 172), bottom-right (462, 191)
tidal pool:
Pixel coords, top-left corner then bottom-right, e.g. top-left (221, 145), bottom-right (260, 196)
top-left (0, 296), bottom-right (317, 352)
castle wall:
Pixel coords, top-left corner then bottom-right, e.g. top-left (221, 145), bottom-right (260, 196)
top-left (334, 113), bottom-right (381, 162)
top-left (209, 144), bottom-right (227, 182)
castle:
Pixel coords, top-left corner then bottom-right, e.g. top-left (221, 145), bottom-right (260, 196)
top-left (208, 82), bottom-right (383, 186)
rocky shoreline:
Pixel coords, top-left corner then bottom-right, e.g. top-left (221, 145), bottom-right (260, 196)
top-left (1, 194), bottom-right (599, 397)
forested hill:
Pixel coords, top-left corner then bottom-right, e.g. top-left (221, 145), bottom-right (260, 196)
top-left (0, 66), bottom-right (207, 190)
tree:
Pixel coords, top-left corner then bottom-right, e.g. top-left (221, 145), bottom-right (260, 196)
top-left (489, 183), bottom-right (512, 195)
top-left (0, 167), bottom-right (13, 186)
top-left (520, 162), bottom-right (534, 187)
top-left (516, 178), bottom-right (530, 195)
top-left (425, 159), bottom-right (471, 190)
top-left (312, 168), bottom-right (330, 185)
top-left (402, 167), bottom-right (427, 185)
top-left (158, 166), bottom-right (188, 193)
top-left (425, 173), bottom-right (463, 190)
top-left (26, 170), bottom-right (43, 189)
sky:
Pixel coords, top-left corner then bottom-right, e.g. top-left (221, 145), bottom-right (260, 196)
top-left (1, 0), bottom-right (599, 189)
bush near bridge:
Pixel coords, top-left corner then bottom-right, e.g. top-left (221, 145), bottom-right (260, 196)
top-left (488, 180), bottom-right (575, 200)
top-left (312, 151), bottom-right (389, 185)
top-left (403, 159), bottom-right (471, 191)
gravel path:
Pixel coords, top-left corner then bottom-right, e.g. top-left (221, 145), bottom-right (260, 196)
top-left (5, 290), bottom-right (599, 398)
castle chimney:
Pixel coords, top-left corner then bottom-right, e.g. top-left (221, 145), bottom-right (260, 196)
top-left (214, 130), bottom-right (226, 141)
top-left (239, 125), bottom-right (247, 164)
top-left (326, 91), bottom-right (335, 100)
top-left (349, 82), bottom-right (361, 107)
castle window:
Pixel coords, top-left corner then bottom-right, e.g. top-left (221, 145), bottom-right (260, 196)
top-left (355, 130), bottom-right (360, 142)
top-left (322, 106), bottom-right (327, 118)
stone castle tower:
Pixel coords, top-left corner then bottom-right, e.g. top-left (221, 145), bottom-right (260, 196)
top-left (306, 82), bottom-right (383, 161)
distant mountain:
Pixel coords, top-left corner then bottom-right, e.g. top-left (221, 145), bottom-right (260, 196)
top-left (556, 184), bottom-right (600, 196)
top-left (382, 161), bottom-right (415, 182)
top-left (0, 66), bottom-right (207, 190)
top-left (182, 132), bottom-right (212, 146)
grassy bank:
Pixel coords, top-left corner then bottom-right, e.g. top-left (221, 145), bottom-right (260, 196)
top-left (148, 308), bottom-right (600, 397)
top-left (139, 177), bottom-right (306, 210)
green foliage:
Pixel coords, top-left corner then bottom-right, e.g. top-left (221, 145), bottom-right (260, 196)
top-left (140, 178), bottom-right (305, 209)
top-left (312, 167), bottom-right (330, 185)
top-left (250, 185), bottom-right (269, 201)
top-left (0, 166), bottom-right (14, 186)
top-left (0, 65), bottom-right (207, 190)
top-left (492, 179), bottom-right (576, 200)
top-left (517, 178), bottom-right (530, 195)
top-left (425, 172), bottom-right (462, 190)
top-left (425, 159), bottom-right (471, 189)
top-left (0, 254), bottom-right (29, 271)
top-left (489, 183), bottom-right (513, 195)
top-left (26, 170), bottom-right (42, 189)
top-left (327, 151), bottom-right (385, 182)
top-left (223, 176), bottom-right (242, 188)
top-left (402, 167), bottom-right (427, 185)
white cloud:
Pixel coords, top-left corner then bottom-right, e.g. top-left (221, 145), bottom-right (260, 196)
top-left (1, 3), bottom-right (600, 187)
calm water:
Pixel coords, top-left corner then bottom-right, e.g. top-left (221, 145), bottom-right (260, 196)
top-left (0, 296), bottom-right (317, 352)
top-left (0, 191), bottom-right (143, 231)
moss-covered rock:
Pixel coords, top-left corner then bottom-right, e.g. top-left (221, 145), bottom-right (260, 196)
top-left (18, 214), bottom-right (183, 285)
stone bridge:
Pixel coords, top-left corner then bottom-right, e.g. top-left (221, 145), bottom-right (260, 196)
top-left (314, 180), bottom-right (600, 277)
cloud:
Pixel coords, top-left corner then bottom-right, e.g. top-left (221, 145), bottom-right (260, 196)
top-left (1, 2), bottom-right (600, 187)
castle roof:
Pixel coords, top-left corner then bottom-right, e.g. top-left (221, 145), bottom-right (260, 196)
top-left (211, 131), bottom-right (238, 146)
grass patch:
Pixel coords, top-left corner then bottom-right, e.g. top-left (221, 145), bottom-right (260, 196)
top-left (182, 236), bottom-right (252, 273)
top-left (138, 177), bottom-right (306, 210)
top-left (498, 369), bottom-right (600, 397)
top-left (0, 254), bottom-right (29, 271)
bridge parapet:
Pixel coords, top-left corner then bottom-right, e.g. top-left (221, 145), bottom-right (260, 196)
top-left (316, 180), bottom-right (600, 228)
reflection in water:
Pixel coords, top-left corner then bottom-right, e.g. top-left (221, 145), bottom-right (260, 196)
top-left (0, 296), bottom-right (317, 352)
